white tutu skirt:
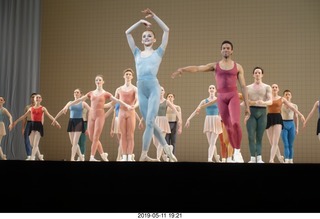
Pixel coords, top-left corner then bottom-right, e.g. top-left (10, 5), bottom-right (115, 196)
top-left (203, 115), bottom-right (222, 134)
top-left (155, 116), bottom-right (171, 134)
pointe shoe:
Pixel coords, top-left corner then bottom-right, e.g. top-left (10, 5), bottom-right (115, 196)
top-left (139, 154), bottom-right (159, 162)
top-left (162, 154), bottom-right (169, 162)
top-left (277, 155), bottom-right (284, 163)
top-left (163, 145), bottom-right (177, 162)
top-left (1, 154), bottom-right (7, 160)
top-left (38, 154), bottom-right (44, 161)
top-left (89, 156), bottom-right (100, 162)
top-left (101, 153), bottom-right (109, 162)
top-left (214, 155), bottom-right (221, 163)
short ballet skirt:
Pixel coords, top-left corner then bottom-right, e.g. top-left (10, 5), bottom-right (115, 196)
top-left (317, 118), bottom-right (320, 135)
top-left (29, 121), bottom-right (44, 137)
top-left (155, 116), bottom-right (171, 134)
top-left (67, 118), bottom-right (85, 133)
top-left (203, 115), bottom-right (223, 134)
top-left (266, 113), bottom-right (283, 130)
top-left (0, 122), bottom-right (6, 136)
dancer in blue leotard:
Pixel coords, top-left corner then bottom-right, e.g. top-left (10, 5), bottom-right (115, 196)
top-left (125, 8), bottom-right (177, 162)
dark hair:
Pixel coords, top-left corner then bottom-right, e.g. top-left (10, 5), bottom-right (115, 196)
top-left (123, 68), bottom-right (135, 75)
top-left (252, 67), bottom-right (264, 74)
top-left (0, 96), bottom-right (5, 101)
top-left (166, 93), bottom-right (175, 98)
top-left (30, 92), bottom-right (37, 98)
top-left (75, 88), bottom-right (82, 94)
top-left (283, 89), bottom-right (291, 95)
top-left (221, 40), bottom-right (233, 50)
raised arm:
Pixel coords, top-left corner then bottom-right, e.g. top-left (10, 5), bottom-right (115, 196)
top-left (171, 62), bottom-right (215, 79)
top-left (125, 19), bottom-right (151, 54)
top-left (142, 8), bottom-right (169, 51)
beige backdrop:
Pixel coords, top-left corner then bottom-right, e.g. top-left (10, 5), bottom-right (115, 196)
top-left (39, 0), bottom-right (320, 162)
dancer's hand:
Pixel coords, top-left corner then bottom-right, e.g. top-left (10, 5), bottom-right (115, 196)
top-left (142, 8), bottom-right (155, 19)
top-left (171, 69), bottom-right (182, 79)
top-left (140, 19), bottom-right (152, 28)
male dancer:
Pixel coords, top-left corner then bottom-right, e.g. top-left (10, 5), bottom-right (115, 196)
top-left (171, 40), bottom-right (250, 162)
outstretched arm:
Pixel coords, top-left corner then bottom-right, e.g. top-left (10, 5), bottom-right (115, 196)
top-left (303, 100), bottom-right (319, 128)
top-left (110, 96), bottom-right (134, 111)
top-left (185, 100), bottom-right (205, 128)
top-left (282, 98), bottom-right (305, 123)
top-left (12, 109), bottom-right (31, 128)
top-left (171, 62), bottom-right (215, 79)
top-left (53, 102), bottom-right (70, 123)
top-left (44, 107), bottom-right (61, 129)
top-left (198, 98), bottom-right (217, 111)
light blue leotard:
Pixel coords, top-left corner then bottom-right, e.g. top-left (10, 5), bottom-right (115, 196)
top-left (133, 46), bottom-right (168, 151)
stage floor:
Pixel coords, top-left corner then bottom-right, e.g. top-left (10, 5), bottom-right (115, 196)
top-left (1, 160), bottom-right (319, 213)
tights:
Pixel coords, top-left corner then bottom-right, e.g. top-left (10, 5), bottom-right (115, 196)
top-left (281, 120), bottom-right (296, 159)
top-left (246, 107), bottom-right (267, 156)
top-left (217, 90), bottom-right (241, 149)
top-left (137, 79), bottom-right (167, 152)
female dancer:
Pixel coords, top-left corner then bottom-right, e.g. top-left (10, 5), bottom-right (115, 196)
top-left (267, 84), bottom-right (305, 163)
top-left (125, 8), bottom-right (177, 162)
top-left (185, 85), bottom-right (222, 162)
top-left (0, 96), bottom-right (13, 160)
top-left (53, 88), bottom-right (90, 161)
top-left (12, 94), bottom-right (61, 160)
top-left (153, 86), bottom-right (182, 161)
top-left (303, 99), bottom-right (320, 142)
top-left (55, 75), bottom-right (133, 162)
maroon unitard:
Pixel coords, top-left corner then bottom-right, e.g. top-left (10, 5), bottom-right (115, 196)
top-left (215, 62), bottom-right (241, 149)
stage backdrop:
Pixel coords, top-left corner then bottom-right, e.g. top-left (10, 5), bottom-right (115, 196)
top-left (4, 0), bottom-right (320, 163)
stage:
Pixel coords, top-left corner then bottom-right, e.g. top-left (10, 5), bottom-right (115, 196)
top-left (1, 160), bottom-right (319, 213)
